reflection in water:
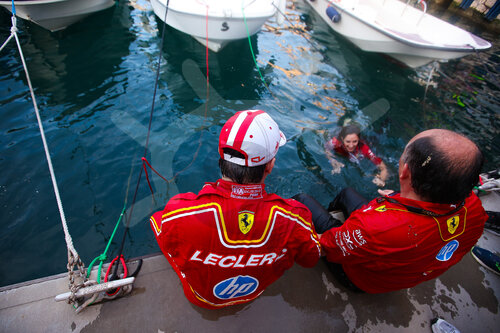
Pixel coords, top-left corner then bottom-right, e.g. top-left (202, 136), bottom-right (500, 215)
top-left (157, 16), bottom-right (266, 103)
top-left (17, 5), bottom-right (134, 114)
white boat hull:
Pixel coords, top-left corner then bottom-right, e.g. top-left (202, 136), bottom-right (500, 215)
top-left (150, 0), bottom-right (279, 52)
top-left (0, 0), bottom-right (116, 32)
top-left (305, 0), bottom-right (491, 68)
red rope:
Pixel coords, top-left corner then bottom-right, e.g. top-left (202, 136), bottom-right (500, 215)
top-left (104, 254), bottom-right (128, 296)
top-left (142, 160), bottom-right (154, 196)
top-left (142, 157), bottom-right (169, 196)
top-left (205, 4), bottom-right (210, 94)
top-left (141, 2), bottom-right (211, 200)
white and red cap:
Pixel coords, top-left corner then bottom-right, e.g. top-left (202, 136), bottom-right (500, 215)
top-left (219, 110), bottom-right (287, 167)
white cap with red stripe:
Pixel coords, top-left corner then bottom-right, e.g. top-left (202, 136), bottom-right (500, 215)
top-left (219, 110), bottom-right (287, 167)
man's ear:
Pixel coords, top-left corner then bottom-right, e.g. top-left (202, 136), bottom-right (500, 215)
top-left (265, 158), bottom-right (275, 174)
top-left (399, 163), bottom-right (410, 181)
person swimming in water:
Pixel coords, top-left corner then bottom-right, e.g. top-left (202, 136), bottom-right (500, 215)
top-left (324, 123), bottom-right (388, 187)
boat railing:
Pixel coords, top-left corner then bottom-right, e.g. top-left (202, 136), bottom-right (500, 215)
top-left (401, 0), bottom-right (427, 25)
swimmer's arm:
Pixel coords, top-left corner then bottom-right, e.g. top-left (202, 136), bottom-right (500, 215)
top-left (325, 149), bottom-right (340, 164)
top-left (325, 142), bottom-right (344, 173)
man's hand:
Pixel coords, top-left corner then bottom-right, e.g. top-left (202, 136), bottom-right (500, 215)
top-left (378, 189), bottom-right (394, 196)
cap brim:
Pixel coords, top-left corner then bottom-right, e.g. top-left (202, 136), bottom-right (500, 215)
top-left (279, 130), bottom-right (287, 147)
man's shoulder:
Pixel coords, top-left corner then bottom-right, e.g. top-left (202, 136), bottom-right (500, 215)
top-left (271, 196), bottom-right (314, 220)
top-left (347, 193), bottom-right (487, 226)
top-left (465, 191), bottom-right (485, 207)
top-left (166, 183), bottom-right (217, 201)
top-left (168, 191), bottom-right (199, 203)
top-left (281, 196), bottom-right (311, 210)
top-left (162, 190), bottom-right (208, 212)
top-left (464, 192), bottom-right (489, 221)
top-left (346, 197), bottom-right (407, 225)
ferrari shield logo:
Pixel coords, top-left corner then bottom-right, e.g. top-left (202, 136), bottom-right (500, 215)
top-left (238, 211), bottom-right (254, 234)
top-left (447, 215), bottom-right (460, 234)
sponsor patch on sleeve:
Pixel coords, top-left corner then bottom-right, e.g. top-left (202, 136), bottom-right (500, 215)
top-left (335, 229), bottom-right (367, 256)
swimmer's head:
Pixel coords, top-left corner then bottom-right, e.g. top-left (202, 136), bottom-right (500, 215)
top-left (338, 124), bottom-right (361, 153)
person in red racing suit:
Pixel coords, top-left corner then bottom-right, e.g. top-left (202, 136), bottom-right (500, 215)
top-left (150, 110), bottom-right (320, 308)
top-left (325, 123), bottom-right (388, 187)
top-left (326, 135), bottom-right (382, 165)
top-left (296, 129), bottom-right (487, 293)
top-left (320, 190), bottom-right (487, 293)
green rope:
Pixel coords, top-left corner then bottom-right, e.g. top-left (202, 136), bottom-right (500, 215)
top-left (86, 204), bottom-right (127, 283)
top-left (473, 186), bottom-right (487, 194)
top-left (242, 4), bottom-right (271, 92)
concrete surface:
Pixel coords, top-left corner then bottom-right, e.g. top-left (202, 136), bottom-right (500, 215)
top-left (1, 192), bottom-right (499, 333)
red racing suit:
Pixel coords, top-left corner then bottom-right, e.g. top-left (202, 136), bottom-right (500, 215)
top-left (320, 192), bottom-right (487, 293)
top-left (150, 179), bottom-right (321, 308)
top-left (326, 137), bottom-right (382, 165)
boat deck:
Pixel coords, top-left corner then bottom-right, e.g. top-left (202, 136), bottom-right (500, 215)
top-left (1, 192), bottom-right (499, 332)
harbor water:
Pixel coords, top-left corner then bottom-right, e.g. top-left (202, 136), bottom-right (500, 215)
top-left (0, 0), bottom-right (499, 287)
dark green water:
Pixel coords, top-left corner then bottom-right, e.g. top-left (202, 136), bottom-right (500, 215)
top-left (0, 0), bottom-right (498, 286)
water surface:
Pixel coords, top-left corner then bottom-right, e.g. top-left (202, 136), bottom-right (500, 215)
top-left (0, 0), bottom-right (498, 286)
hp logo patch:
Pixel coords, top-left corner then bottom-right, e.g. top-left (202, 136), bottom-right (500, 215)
top-left (213, 275), bottom-right (259, 300)
top-left (436, 240), bottom-right (459, 262)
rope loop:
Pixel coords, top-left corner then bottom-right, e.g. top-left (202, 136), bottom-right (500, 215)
top-left (67, 250), bottom-right (89, 305)
top-left (10, 16), bottom-right (17, 33)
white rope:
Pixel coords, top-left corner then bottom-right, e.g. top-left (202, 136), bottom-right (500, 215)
top-left (423, 61), bottom-right (437, 103)
top-left (3, 15), bottom-right (79, 259)
top-left (2, 10), bottom-right (133, 312)
top-left (479, 179), bottom-right (500, 192)
top-left (0, 30), bottom-right (15, 52)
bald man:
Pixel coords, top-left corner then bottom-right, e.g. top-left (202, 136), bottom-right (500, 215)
top-left (295, 129), bottom-right (488, 293)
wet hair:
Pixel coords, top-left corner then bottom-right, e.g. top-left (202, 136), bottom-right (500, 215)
top-left (403, 135), bottom-right (483, 204)
top-left (338, 124), bottom-right (361, 141)
top-left (219, 148), bottom-right (267, 184)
